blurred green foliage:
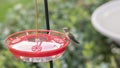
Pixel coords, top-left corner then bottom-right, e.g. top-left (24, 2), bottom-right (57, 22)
top-left (0, 0), bottom-right (32, 22)
top-left (0, 0), bottom-right (119, 68)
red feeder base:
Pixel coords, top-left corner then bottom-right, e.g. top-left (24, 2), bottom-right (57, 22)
top-left (5, 30), bottom-right (70, 62)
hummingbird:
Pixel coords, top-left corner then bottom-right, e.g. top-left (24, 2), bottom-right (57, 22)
top-left (63, 27), bottom-right (80, 44)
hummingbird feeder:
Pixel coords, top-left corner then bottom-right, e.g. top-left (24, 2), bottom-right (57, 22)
top-left (4, 0), bottom-right (70, 64)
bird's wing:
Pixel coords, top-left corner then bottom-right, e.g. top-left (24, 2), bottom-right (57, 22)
top-left (68, 33), bottom-right (80, 44)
